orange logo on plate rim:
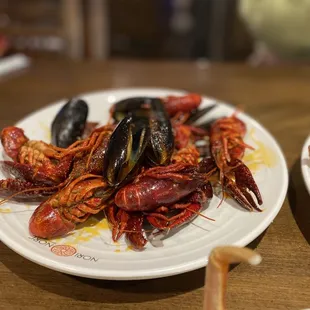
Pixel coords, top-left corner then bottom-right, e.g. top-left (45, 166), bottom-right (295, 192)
top-left (51, 245), bottom-right (76, 257)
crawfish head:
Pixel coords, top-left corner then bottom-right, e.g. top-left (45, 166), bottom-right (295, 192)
top-left (210, 114), bottom-right (248, 165)
top-left (68, 131), bottom-right (111, 179)
top-left (51, 98), bottom-right (89, 148)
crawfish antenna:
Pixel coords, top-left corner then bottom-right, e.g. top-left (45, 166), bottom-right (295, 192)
top-left (0, 184), bottom-right (63, 206)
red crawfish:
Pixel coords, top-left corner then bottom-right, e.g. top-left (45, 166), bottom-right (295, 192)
top-left (0, 125), bottom-right (113, 200)
top-left (209, 112), bottom-right (263, 211)
top-left (29, 174), bottom-right (114, 239)
top-left (0, 126), bottom-right (72, 198)
top-left (162, 93), bottom-right (202, 116)
top-left (106, 158), bottom-right (215, 250)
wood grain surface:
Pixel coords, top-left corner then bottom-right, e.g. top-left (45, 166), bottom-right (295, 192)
top-left (0, 59), bottom-right (309, 310)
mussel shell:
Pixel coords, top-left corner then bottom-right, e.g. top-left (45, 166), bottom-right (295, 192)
top-left (185, 104), bottom-right (216, 125)
top-left (51, 98), bottom-right (88, 148)
top-left (146, 98), bottom-right (174, 166)
top-left (111, 97), bottom-right (152, 122)
top-left (103, 115), bottom-right (150, 187)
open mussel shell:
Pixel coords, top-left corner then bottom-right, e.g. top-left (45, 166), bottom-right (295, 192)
top-left (51, 98), bottom-right (88, 148)
top-left (103, 115), bottom-right (150, 187)
top-left (111, 97), bottom-right (153, 122)
top-left (146, 98), bottom-right (174, 166)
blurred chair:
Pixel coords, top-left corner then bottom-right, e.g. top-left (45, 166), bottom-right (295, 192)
top-left (207, 0), bottom-right (253, 61)
top-left (86, 0), bottom-right (109, 59)
top-left (0, 0), bottom-right (86, 59)
top-left (104, 0), bottom-right (253, 61)
top-left (0, 0), bottom-right (253, 61)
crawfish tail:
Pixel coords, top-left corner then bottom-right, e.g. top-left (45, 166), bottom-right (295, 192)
top-left (29, 203), bottom-right (75, 239)
top-left (1, 127), bottom-right (29, 161)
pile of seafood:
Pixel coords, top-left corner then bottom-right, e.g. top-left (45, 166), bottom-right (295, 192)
top-left (0, 93), bottom-right (263, 250)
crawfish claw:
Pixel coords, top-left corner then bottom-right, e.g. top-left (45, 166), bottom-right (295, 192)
top-left (224, 161), bottom-right (263, 212)
top-left (126, 213), bottom-right (147, 250)
top-left (105, 205), bottom-right (129, 242)
top-left (233, 160), bottom-right (263, 206)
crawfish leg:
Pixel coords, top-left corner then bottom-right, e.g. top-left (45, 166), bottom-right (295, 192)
top-left (147, 203), bottom-right (202, 230)
top-left (169, 203), bottom-right (202, 229)
top-left (82, 122), bottom-right (99, 139)
top-left (105, 205), bottom-right (120, 242)
top-left (139, 163), bottom-right (194, 182)
top-left (146, 212), bottom-right (169, 230)
top-left (168, 182), bottom-right (214, 228)
top-left (147, 183), bottom-right (214, 230)
top-left (115, 208), bottom-right (129, 241)
top-left (126, 213), bottom-right (147, 250)
top-left (105, 205), bottom-right (129, 242)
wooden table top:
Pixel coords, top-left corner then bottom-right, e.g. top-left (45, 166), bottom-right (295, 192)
top-left (0, 59), bottom-right (309, 310)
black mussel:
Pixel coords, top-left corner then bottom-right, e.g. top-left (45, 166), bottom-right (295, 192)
top-left (146, 98), bottom-right (174, 166)
top-left (185, 104), bottom-right (216, 125)
top-left (51, 98), bottom-right (88, 148)
top-left (111, 97), bottom-right (152, 122)
top-left (103, 115), bottom-right (150, 187)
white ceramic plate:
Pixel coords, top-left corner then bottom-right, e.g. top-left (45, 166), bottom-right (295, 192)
top-left (0, 88), bottom-right (288, 280)
top-left (301, 134), bottom-right (310, 195)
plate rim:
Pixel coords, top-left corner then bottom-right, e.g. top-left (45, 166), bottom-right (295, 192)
top-left (0, 87), bottom-right (289, 280)
top-left (301, 134), bottom-right (310, 195)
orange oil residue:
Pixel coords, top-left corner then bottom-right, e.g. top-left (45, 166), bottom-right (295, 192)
top-left (243, 128), bottom-right (278, 172)
top-left (52, 217), bottom-right (109, 246)
top-left (114, 246), bottom-right (133, 253)
top-left (0, 208), bottom-right (11, 213)
top-left (38, 121), bottom-right (51, 142)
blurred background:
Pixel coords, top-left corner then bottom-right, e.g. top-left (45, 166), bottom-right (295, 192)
top-left (0, 0), bottom-right (310, 65)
